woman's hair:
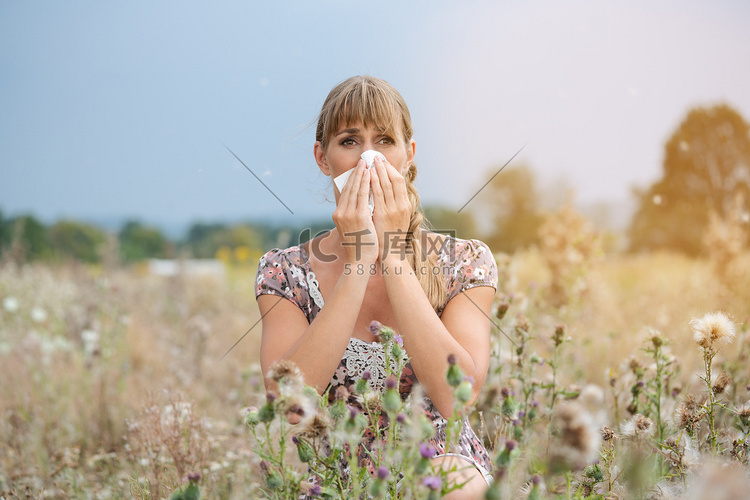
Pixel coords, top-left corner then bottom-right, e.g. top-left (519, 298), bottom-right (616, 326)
top-left (316, 75), bottom-right (447, 311)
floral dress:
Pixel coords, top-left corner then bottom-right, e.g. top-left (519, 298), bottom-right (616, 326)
top-left (255, 234), bottom-right (498, 482)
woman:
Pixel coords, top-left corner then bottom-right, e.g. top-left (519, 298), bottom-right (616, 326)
top-left (255, 75), bottom-right (497, 498)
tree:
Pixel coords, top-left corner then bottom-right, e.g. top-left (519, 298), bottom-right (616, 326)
top-left (629, 104), bottom-right (750, 255)
top-left (472, 164), bottom-right (544, 253)
top-left (422, 205), bottom-right (477, 240)
top-left (119, 220), bottom-right (170, 262)
top-left (48, 220), bottom-right (107, 263)
top-left (0, 214), bottom-right (52, 261)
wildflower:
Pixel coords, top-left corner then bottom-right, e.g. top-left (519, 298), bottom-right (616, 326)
top-left (515, 314), bottom-right (531, 333)
top-left (675, 393), bottom-right (706, 435)
top-left (362, 370), bottom-right (372, 380)
top-left (549, 401), bottom-right (601, 471)
top-left (396, 413), bottom-right (407, 423)
top-left (620, 414), bottom-right (654, 438)
top-left (300, 481), bottom-right (322, 497)
top-left (552, 324), bottom-right (566, 346)
top-left (690, 311), bottom-right (736, 352)
top-left (601, 426), bottom-right (616, 442)
top-left (420, 442), bottom-right (437, 459)
top-left (243, 406), bottom-right (260, 426)
top-left (735, 402), bottom-right (750, 426)
top-left (187, 471), bottom-right (201, 483)
top-left (422, 476), bottom-right (441, 490)
top-left (385, 375), bottom-right (398, 390)
top-left (377, 466), bottom-right (388, 480)
top-left (2, 296), bottom-right (19, 313)
top-left (267, 360), bottom-right (303, 386)
top-left (712, 373), bottom-right (732, 395)
top-left (370, 320), bottom-right (395, 342)
top-left (30, 306), bottom-right (48, 323)
top-left (296, 412), bottom-right (330, 440)
top-left (495, 301), bottom-right (510, 320)
top-left (334, 385), bottom-right (350, 401)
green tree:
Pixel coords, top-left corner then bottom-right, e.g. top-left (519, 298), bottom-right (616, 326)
top-left (119, 220), bottom-right (169, 262)
top-left (48, 220), bottom-right (107, 263)
top-left (473, 164), bottom-right (544, 253)
top-left (423, 205), bottom-right (478, 240)
top-left (629, 104), bottom-right (750, 255)
top-left (0, 214), bottom-right (52, 261)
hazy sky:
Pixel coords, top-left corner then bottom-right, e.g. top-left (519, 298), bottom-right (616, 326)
top-left (2, 1), bottom-right (749, 231)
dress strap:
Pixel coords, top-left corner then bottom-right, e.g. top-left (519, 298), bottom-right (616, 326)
top-left (307, 271), bottom-right (325, 309)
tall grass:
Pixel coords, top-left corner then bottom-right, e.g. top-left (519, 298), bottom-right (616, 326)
top-left (0, 206), bottom-right (748, 498)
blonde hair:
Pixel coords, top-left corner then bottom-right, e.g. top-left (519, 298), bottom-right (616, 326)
top-left (316, 76), bottom-right (447, 311)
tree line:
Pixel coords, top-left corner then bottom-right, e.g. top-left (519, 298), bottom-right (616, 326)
top-left (2, 103), bottom-right (748, 264)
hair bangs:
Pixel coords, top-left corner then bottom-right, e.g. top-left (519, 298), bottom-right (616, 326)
top-left (320, 77), bottom-right (408, 146)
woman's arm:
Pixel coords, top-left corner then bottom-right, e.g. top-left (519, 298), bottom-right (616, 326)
top-left (380, 255), bottom-right (494, 417)
top-left (259, 158), bottom-right (378, 393)
top-left (258, 270), bottom-right (370, 393)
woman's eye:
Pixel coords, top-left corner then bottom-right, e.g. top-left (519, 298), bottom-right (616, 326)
top-left (341, 137), bottom-right (356, 146)
top-left (379, 137), bottom-right (394, 145)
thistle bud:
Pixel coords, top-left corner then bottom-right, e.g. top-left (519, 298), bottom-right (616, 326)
top-left (495, 301), bottom-right (510, 320)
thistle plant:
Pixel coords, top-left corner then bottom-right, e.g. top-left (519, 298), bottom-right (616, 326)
top-left (690, 311), bottom-right (737, 452)
top-left (244, 321), bottom-right (477, 499)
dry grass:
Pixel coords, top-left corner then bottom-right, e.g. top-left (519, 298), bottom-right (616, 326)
top-left (0, 240), bottom-right (748, 497)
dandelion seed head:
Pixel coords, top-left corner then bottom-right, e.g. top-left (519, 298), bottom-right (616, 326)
top-left (690, 311), bottom-right (736, 352)
top-left (295, 412), bottom-right (330, 440)
top-left (712, 373), bottom-right (732, 395)
top-left (620, 414), bottom-right (654, 438)
top-left (267, 360), bottom-right (303, 386)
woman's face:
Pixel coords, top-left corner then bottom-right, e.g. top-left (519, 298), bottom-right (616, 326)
top-left (314, 120), bottom-right (416, 196)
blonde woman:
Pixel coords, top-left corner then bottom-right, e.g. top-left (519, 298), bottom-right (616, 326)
top-left (255, 75), bottom-right (497, 498)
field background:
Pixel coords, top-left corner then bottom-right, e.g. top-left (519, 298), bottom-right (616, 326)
top-left (1, 241), bottom-right (748, 498)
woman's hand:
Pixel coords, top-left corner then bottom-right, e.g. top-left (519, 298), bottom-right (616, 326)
top-left (332, 159), bottom-right (379, 265)
top-left (369, 155), bottom-right (412, 264)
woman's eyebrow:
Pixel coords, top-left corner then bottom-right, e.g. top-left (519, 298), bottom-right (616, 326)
top-left (334, 127), bottom-right (360, 137)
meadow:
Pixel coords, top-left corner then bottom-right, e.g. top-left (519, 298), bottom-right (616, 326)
top-left (1, 207), bottom-right (749, 499)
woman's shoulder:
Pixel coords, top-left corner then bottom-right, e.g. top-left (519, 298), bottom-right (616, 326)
top-left (258, 245), bottom-right (308, 270)
top-left (426, 232), bottom-right (493, 265)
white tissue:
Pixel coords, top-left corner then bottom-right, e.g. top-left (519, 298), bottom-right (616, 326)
top-left (332, 150), bottom-right (385, 216)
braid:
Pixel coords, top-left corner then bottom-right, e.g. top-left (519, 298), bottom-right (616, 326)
top-left (404, 162), bottom-right (447, 311)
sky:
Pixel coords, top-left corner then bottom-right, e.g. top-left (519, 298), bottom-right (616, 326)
top-left (1, 1), bottom-right (749, 234)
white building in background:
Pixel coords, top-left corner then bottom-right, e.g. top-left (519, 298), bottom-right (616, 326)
top-left (146, 259), bottom-right (225, 277)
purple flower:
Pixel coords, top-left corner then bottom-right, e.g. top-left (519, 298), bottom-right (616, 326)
top-left (518, 411), bottom-right (526, 418)
top-left (505, 439), bottom-right (517, 452)
top-left (422, 476), bottom-right (442, 490)
top-left (187, 471), bottom-right (201, 482)
top-left (377, 466), bottom-right (389, 480)
top-left (396, 413), bottom-right (407, 423)
top-left (385, 375), bottom-right (398, 390)
top-left (447, 354), bottom-right (457, 365)
top-left (292, 436), bottom-right (300, 445)
top-left (531, 474), bottom-right (541, 486)
top-left (362, 370), bottom-right (372, 381)
top-left (369, 320), bottom-right (385, 337)
top-left (347, 405), bottom-right (359, 419)
top-left (309, 484), bottom-right (322, 496)
top-left (394, 335), bottom-right (403, 345)
top-left (419, 442), bottom-right (437, 459)
top-left (266, 391), bottom-right (277, 403)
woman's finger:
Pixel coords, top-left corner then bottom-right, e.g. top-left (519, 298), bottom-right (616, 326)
top-left (373, 155), bottom-right (395, 205)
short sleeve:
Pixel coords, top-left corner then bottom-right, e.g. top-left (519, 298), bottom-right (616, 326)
top-left (255, 248), bottom-right (298, 305)
top-left (443, 239), bottom-right (498, 307)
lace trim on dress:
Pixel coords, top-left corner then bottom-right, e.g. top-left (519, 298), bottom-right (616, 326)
top-left (306, 271), bottom-right (325, 309)
top-left (344, 338), bottom-right (408, 391)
